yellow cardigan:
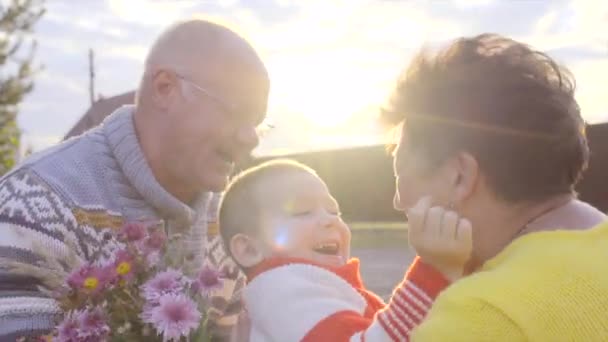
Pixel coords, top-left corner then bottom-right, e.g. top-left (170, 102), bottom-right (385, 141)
top-left (412, 221), bottom-right (608, 341)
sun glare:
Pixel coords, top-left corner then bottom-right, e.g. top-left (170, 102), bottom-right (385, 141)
top-left (267, 52), bottom-right (383, 131)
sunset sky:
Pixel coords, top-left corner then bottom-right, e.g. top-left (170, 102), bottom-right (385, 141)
top-left (18, 0), bottom-right (608, 156)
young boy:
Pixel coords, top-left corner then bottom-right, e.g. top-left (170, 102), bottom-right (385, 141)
top-left (219, 159), bottom-right (472, 341)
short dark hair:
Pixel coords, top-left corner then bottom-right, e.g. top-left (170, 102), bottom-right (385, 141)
top-left (382, 33), bottom-right (588, 202)
top-left (218, 159), bottom-right (316, 258)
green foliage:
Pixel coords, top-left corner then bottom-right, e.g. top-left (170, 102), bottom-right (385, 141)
top-left (0, 0), bottom-right (44, 175)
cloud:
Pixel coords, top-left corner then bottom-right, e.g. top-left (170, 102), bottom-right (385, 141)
top-left (105, 0), bottom-right (200, 27)
top-left (570, 59), bottom-right (608, 123)
top-left (17, 69), bottom-right (90, 138)
top-left (17, 0), bottom-right (608, 155)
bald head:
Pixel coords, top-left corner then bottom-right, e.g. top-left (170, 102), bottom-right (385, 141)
top-left (145, 20), bottom-right (265, 73)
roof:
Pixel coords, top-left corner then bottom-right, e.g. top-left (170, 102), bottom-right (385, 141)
top-left (64, 91), bottom-right (135, 140)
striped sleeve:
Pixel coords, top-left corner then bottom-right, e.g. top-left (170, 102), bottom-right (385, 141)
top-left (373, 256), bottom-right (450, 341)
top-left (0, 169), bottom-right (85, 340)
top-left (302, 257), bottom-right (450, 342)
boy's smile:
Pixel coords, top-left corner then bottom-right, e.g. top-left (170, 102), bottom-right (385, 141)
top-left (258, 171), bottom-right (351, 267)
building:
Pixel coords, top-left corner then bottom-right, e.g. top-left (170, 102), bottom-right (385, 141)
top-left (64, 91), bottom-right (136, 140)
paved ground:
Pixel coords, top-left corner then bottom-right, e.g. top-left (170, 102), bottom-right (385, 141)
top-left (351, 247), bottom-right (415, 299)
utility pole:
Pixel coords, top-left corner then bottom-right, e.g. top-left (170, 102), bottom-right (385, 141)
top-left (88, 48), bottom-right (96, 105)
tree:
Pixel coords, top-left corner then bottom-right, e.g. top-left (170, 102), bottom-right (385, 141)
top-left (0, 0), bottom-right (44, 175)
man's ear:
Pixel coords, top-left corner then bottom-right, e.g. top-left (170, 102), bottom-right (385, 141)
top-left (452, 151), bottom-right (480, 205)
top-left (230, 233), bottom-right (264, 269)
top-left (150, 68), bottom-right (179, 110)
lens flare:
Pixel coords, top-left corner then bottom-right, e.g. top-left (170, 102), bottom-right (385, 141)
top-left (272, 224), bottom-right (291, 250)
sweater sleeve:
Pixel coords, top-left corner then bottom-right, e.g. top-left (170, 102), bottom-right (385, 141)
top-left (203, 193), bottom-right (247, 340)
top-left (411, 288), bottom-right (525, 341)
top-left (303, 256), bottom-right (450, 342)
top-left (0, 169), bottom-right (85, 340)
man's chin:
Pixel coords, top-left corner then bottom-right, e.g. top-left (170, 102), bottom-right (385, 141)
top-left (202, 175), bottom-right (230, 193)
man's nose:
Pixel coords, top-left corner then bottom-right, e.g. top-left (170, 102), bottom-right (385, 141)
top-left (236, 125), bottom-right (259, 150)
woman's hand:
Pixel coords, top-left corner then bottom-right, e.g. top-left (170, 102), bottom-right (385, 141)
top-left (407, 197), bottom-right (473, 282)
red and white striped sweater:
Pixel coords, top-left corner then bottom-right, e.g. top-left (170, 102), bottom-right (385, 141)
top-left (243, 256), bottom-right (449, 341)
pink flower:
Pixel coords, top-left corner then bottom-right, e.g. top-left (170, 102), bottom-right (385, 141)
top-left (137, 229), bottom-right (166, 267)
top-left (56, 308), bottom-right (110, 342)
top-left (192, 264), bottom-right (225, 296)
top-left (142, 293), bottom-right (201, 342)
top-left (76, 307), bottom-right (110, 341)
top-left (118, 222), bottom-right (147, 242)
top-left (145, 250), bottom-right (161, 267)
top-left (66, 264), bottom-right (107, 294)
top-left (141, 269), bottom-right (187, 303)
top-left (145, 229), bottom-right (167, 250)
top-left (112, 249), bottom-right (136, 282)
top-left (56, 312), bottom-right (79, 341)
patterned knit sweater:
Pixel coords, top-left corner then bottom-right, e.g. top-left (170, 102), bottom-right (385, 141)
top-left (243, 257), bottom-right (448, 341)
top-left (0, 106), bottom-right (243, 340)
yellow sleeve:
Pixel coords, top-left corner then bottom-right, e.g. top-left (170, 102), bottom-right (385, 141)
top-left (411, 292), bottom-right (526, 342)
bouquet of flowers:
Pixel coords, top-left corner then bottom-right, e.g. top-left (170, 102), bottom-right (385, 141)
top-left (13, 221), bottom-right (226, 342)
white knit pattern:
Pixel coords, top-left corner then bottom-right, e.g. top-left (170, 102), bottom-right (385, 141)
top-left (0, 171), bottom-right (84, 257)
top-left (0, 106), bottom-right (239, 339)
top-left (244, 263), bottom-right (368, 342)
top-left (0, 297), bottom-right (59, 317)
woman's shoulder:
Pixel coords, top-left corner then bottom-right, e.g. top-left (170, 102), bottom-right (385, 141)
top-left (438, 220), bottom-right (608, 311)
top-left (427, 221), bottom-right (608, 340)
top-left (483, 219), bottom-right (608, 269)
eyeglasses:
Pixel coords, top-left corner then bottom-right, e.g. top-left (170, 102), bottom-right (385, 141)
top-left (176, 74), bottom-right (274, 137)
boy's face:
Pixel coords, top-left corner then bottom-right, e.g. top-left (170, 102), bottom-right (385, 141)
top-left (256, 171), bottom-right (351, 267)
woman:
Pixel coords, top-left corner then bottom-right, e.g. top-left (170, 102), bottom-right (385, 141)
top-left (383, 33), bottom-right (608, 340)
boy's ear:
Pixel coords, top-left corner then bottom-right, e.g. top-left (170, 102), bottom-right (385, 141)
top-left (230, 233), bottom-right (264, 268)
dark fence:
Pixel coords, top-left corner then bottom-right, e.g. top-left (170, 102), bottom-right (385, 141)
top-left (245, 122), bottom-right (608, 222)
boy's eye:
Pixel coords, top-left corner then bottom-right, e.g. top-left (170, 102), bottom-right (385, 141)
top-left (291, 209), bottom-right (341, 217)
top-left (291, 210), bottom-right (312, 216)
top-left (291, 211), bottom-right (312, 217)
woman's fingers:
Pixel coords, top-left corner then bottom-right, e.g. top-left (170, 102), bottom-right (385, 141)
top-left (407, 196), bottom-right (432, 243)
top-left (442, 211), bottom-right (459, 237)
top-left (456, 218), bottom-right (473, 246)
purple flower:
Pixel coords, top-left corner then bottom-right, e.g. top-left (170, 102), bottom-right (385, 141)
top-left (141, 269), bottom-right (187, 303)
top-left (118, 222), bottom-right (147, 242)
top-left (192, 264), bottom-right (225, 296)
top-left (56, 308), bottom-right (110, 342)
top-left (145, 229), bottom-right (167, 250)
top-left (136, 229), bottom-right (167, 267)
top-left (145, 250), bottom-right (161, 267)
top-left (142, 293), bottom-right (201, 342)
top-left (56, 312), bottom-right (79, 341)
top-left (66, 264), bottom-right (107, 294)
top-left (112, 249), bottom-right (136, 282)
top-left (76, 307), bottom-right (110, 341)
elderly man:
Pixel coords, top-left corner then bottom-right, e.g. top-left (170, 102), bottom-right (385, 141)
top-left (0, 19), bottom-right (269, 340)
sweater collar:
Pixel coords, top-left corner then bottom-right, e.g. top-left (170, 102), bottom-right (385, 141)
top-left (101, 105), bottom-right (209, 224)
top-left (247, 257), bottom-right (364, 289)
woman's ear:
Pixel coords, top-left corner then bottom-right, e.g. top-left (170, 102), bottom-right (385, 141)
top-left (452, 152), bottom-right (479, 204)
top-left (230, 233), bottom-right (265, 269)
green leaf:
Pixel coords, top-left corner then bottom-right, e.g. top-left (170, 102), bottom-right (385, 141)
top-left (0, 0), bottom-right (44, 176)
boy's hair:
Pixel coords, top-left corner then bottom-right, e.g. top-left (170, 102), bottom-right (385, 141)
top-left (219, 159), bottom-right (317, 258)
